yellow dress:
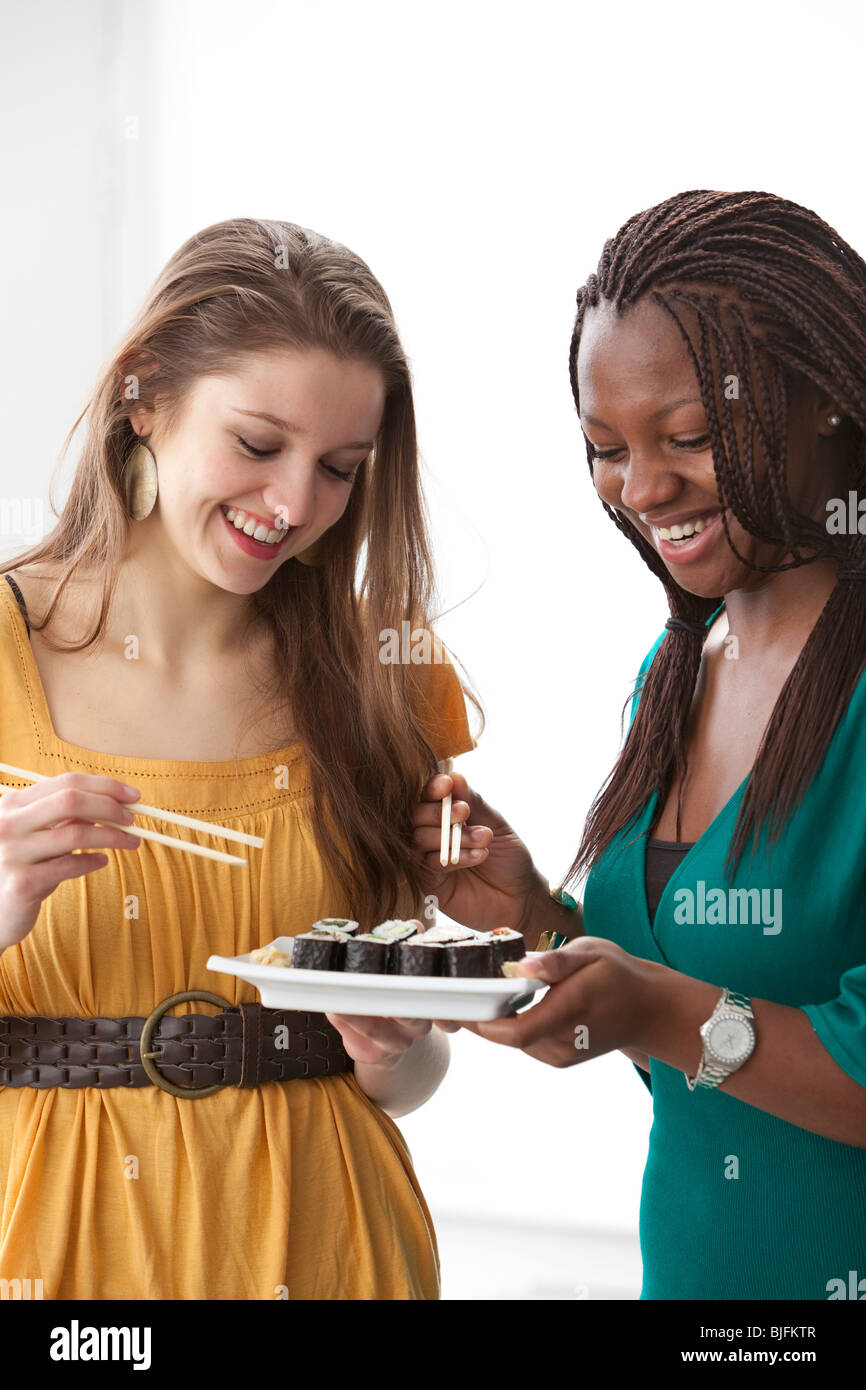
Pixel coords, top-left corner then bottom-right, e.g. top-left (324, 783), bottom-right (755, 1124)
top-left (0, 578), bottom-right (475, 1300)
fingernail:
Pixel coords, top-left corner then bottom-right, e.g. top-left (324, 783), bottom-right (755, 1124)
top-left (470, 828), bottom-right (486, 841)
top-left (469, 849), bottom-right (484, 859)
top-left (122, 786), bottom-right (142, 799)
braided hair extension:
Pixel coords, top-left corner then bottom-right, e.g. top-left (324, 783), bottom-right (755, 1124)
top-left (563, 190), bottom-right (866, 887)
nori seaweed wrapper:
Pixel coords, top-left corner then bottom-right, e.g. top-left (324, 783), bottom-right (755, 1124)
top-left (443, 940), bottom-right (499, 977)
top-left (329, 935), bottom-right (348, 970)
top-left (394, 940), bottom-right (444, 977)
top-left (293, 932), bottom-right (341, 971)
top-left (489, 928), bottom-right (526, 965)
top-left (344, 934), bottom-right (392, 974)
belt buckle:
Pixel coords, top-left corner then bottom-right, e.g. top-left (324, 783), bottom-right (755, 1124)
top-left (140, 989), bottom-right (235, 1099)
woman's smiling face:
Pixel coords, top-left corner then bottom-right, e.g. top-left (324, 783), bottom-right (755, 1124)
top-left (576, 293), bottom-right (845, 600)
top-left (129, 346), bottom-right (386, 593)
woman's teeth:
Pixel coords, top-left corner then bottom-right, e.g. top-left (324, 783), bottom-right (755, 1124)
top-left (658, 516), bottom-right (710, 543)
top-left (222, 505), bottom-right (285, 545)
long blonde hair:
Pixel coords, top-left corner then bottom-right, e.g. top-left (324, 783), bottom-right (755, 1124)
top-left (3, 217), bottom-right (483, 924)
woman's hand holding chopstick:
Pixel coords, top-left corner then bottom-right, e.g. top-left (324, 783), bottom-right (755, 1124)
top-left (412, 770), bottom-right (550, 944)
top-left (0, 771), bottom-right (142, 954)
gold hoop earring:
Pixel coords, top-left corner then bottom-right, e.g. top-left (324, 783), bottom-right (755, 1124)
top-left (123, 438), bottom-right (159, 520)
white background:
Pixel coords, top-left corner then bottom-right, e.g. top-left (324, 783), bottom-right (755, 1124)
top-left (2, 0), bottom-right (865, 1297)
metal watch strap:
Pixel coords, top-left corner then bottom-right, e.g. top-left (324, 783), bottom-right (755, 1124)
top-left (685, 988), bottom-right (754, 1092)
top-left (725, 990), bottom-right (753, 1015)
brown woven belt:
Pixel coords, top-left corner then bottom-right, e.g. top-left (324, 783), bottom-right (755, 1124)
top-left (0, 990), bottom-right (354, 1098)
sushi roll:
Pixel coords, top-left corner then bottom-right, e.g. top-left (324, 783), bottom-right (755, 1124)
top-left (394, 938), bottom-right (445, 977)
top-left (488, 927), bottom-right (526, 965)
top-left (413, 922), bottom-right (479, 945)
top-left (329, 934), bottom-right (349, 970)
top-left (344, 933), bottom-right (392, 974)
top-left (371, 919), bottom-right (420, 943)
top-left (312, 918), bottom-right (359, 936)
top-left (292, 929), bottom-right (346, 971)
top-left (443, 938), bottom-right (499, 977)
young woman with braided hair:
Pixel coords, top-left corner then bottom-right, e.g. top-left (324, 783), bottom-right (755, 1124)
top-left (414, 190), bottom-right (866, 1299)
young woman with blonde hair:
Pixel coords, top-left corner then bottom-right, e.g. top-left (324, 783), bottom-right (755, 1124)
top-left (0, 217), bottom-right (480, 1300)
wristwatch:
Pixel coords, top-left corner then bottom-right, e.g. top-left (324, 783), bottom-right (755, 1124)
top-left (684, 988), bottom-right (755, 1091)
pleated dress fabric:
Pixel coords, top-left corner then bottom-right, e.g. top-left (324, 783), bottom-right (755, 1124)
top-left (0, 576), bottom-right (475, 1299)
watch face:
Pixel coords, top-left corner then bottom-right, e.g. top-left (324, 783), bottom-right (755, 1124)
top-left (706, 1015), bottom-right (752, 1063)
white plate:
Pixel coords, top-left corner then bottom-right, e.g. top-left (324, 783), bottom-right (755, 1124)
top-left (206, 937), bottom-right (547, 1020)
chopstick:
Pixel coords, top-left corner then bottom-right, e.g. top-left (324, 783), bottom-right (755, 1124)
top-left (0, 762), bottom-right (262, 866)
top-left (0, 762), bottom-right (263, 848)
top-left (436, 757), bottom-right (462, 866)
top-left (450, 820), bottom-right (461, 865)
top-left (437, 758), bottom-right (452, 865)
top-left (0, 784), bottom-right (248, 865)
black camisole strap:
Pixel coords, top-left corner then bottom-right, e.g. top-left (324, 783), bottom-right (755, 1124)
top-left (4, 573), bottom-right (31, 637)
